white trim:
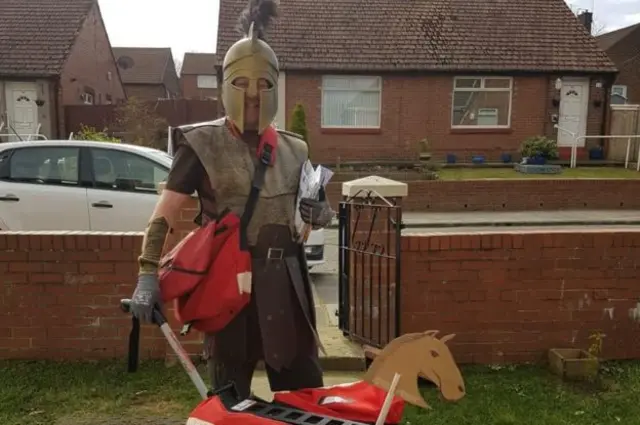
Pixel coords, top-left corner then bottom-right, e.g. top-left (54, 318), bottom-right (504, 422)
top-left (320, 75), bottom-right (382, 129)
top-left (196, 74), bottom-right (217, 89)
top-left (451, 76), bottom-right (513, 129)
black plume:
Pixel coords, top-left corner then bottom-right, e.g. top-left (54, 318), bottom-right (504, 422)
top-left (236, 0), bottom-right (279, 40)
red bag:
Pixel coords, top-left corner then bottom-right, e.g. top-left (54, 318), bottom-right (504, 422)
top-left (158, 126), bottom-right (278, 334)
top-left (186, 396), bottom-right (282, 425)
top-left (273, 381), bottom-right (405, 424)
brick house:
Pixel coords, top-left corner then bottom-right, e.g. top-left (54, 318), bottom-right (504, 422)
top-left (216, 0), bottom-right (618, 163)
top-left (596, 22), bottom-right (640, 105)
top-left (0, 0), bottom-right (126, 141)
top-left (180, 53), bottom-right (219, 100)
top-left (112, 47), bottom-right (181, 101)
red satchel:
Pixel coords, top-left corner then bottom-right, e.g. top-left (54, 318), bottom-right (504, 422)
top-left (157, 126), bottom-right (278, 334)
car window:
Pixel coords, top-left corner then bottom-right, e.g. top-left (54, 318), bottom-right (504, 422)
top-left (7, 146), bottom-right (79, 185)
top-left (90, 148), bottom-right (168, 193)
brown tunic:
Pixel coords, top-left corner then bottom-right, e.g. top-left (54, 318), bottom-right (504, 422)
top-left (165, 118), bottom-right (321, 375)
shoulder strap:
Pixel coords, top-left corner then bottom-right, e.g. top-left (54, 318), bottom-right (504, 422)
top-left (239, 127), bottom-right (278, 249)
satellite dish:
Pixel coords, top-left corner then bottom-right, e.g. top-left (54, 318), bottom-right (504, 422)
top-left (117, 56), bottom-right (135, 70)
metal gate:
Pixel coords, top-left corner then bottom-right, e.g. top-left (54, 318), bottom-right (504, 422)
top-left (338, 190), bottom-right (402, 348)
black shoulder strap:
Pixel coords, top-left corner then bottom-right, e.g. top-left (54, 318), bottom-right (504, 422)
top-left (239, 144), bottom-right (273, 250)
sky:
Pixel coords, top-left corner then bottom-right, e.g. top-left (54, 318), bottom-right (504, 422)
top-left (98, 0), bottom-right (640, 65)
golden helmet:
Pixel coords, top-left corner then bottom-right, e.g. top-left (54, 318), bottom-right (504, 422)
top-left (221, 22), bottom-right (279, 134)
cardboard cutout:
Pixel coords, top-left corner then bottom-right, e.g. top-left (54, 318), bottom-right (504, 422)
top-left (363, 330), bottom-right (466, 409)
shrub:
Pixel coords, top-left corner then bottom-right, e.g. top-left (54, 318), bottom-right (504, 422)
top-left (289, 103), bottom-right (309, 151)
top-left (520, 136), bottom-right (558, 160)
top-left (74, 125), bottom-right (120, 143)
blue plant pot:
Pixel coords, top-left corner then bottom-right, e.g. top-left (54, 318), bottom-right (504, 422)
top-left (472, 155), bottom-right (485, 164)
top-left (589, 147), bottom-right (604, 160)
top-left (446, 154), bottom-right (457, 164)
top-left (501, 153), bottom-right (512, 163)
top-left (528, 155), bottom-right (547, 165)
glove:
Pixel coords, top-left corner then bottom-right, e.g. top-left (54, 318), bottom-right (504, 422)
top-left (129, 274), bottom-right (161, 323)
top-left (299, 197), bottom-right (335, 229)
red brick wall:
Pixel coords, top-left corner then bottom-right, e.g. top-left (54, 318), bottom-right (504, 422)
top-left (400, 229), bottom-right (640, 363)
top-left (0, 224), bottom-right (203, 361)
top-left (181, 74), bottom-right (219, 100)
top-left (324, 178), bottom-right (640, 212)
top-left (604, 26), bottom-right (640, 104)
top-left (284, 73), bottom-right (608, 163)
top-left (60, 3), bottom-right (126, 106)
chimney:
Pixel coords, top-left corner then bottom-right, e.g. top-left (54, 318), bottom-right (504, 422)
top-left (578, 10), bottom-right (593, 34)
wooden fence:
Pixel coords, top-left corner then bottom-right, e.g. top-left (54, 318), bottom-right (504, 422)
top-left (64, 98), bottom-right (221, 138)
top-left (607, 104), bottom-right (640, 162)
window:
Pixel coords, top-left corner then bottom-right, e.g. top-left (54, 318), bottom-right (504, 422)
top-left (81, 92), bottom-right (94, 105)
top-left (321, 76), bottom-right (381, 128)
top-left (611, 85), bottom-right (628, 105)
top-left (197, 75), bottom-right (217, 89)
top-left (8, 147), bottom-right (79, 185)
top-left (90, 148), bottom-right (168, 193)
top-left (451, 77), bottom-right (512, 128)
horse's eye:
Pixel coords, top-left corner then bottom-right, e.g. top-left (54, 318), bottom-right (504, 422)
top-left (430, 350), bottom-right (439, 357)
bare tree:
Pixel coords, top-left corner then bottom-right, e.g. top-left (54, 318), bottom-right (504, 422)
top-left (174, 58), bottom-right (183, 75)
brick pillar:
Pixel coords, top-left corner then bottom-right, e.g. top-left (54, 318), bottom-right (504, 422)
top-left (156, 182), bottom-right (204, 364)
top-left (340, 176), bottom-right (408, 347)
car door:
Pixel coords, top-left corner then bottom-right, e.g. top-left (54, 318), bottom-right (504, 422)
top-left (86, 147), bottom-right (169, 232)
top-left (0, 145), bottom-right (90, 231)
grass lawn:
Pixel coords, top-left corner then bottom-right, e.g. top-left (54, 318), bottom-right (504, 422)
top-left (1, 359), bottom-right (640, 425)
top-left (438, 166), bottom-right (640, 180)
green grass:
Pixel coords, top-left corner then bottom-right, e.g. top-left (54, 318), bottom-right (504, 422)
top-left (438, 166), bottom-right (640, 180)
top-left (1, 359), bottom-right (639, 425)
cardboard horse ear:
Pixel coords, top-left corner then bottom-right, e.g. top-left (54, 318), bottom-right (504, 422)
top-left (363, 330), bottom-right (465, 410)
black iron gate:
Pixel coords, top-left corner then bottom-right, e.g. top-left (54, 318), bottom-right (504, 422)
top-left (338, 190), bottom-right (402, 348)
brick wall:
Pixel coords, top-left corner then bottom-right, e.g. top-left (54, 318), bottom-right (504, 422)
top-left (284, 73), bottom-right (607, 163)
top-left (399, 229), bottom-right (640, 363)
top-left (323, 179), bottom-right (640, 212)
top-left (604, 25), bottom-right (640, 104)
top-left (61, 3), bottom-right (126, 106)
top-left (0, 230), bottom-right (206, 360)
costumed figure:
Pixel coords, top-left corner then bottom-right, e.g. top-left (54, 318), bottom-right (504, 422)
top-left (127, 0), bottom-right (335, 399)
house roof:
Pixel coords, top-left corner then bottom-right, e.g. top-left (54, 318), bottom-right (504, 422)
top-left (0, 0), bottom-right (95, 77)
top-left (216, 0), bottom-right (617, 73)
top-left (596, 23), bottom-right (640, 51)
top-left (112, 47), bottom-right (173, 85)
top-left (181, 53), bottom-right (217, 75)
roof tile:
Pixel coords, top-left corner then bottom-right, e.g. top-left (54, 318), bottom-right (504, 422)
top-left (0, 0), bottom-right (95, 77)
top-left (181, 53), bottom-right (217, 75)
top-left (216, 0), bottom-right (617, 73)
top-left (112, 47), bottom-right (172, 84)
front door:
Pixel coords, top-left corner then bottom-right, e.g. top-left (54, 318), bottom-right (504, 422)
top-left (557, 78), bottom-right (590, 147)
top-left (4, 82), bottom-right (39, 142)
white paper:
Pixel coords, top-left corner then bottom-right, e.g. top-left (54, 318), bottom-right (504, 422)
top-left (295, 160), bottom-right (334, 242)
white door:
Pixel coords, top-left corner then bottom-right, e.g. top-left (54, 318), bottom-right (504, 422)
top-left (86, 147), bottom-right (168, 232)
top-left (0, 146), bottom-right (90, 231)
top-left (4, 82), bottom-right (39, 142)
top-left (557, 78), bottom-right (590, 147)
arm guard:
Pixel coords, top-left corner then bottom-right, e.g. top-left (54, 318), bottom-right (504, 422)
top-left (138, 217), bottom-right (171, 275)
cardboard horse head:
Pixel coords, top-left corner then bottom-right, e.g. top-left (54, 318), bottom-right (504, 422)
top-left (363, 330), bottom-right (465, 409)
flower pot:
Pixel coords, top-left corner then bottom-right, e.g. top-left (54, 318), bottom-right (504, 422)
top-left (501, 153), bottom-right (512, 163)
top-left (527, 155), bottom-right (547, 165)
top-left (548, 348), bottom-right (599, 381)
top-left (589, 147), bottom-right (604, 160)
top-left (446, 154), bottom-right (457, 164)
top-left (472, 155), bottom-right (485, 164)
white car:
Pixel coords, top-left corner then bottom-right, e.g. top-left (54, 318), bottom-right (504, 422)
top-left (0, 140), bottom-right (325, 267)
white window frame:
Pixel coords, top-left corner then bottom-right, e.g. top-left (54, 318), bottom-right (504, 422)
top-left (320, 75), bottom-right (382, 129)
top-left (81, 92), bottom-right (94, 105)
top-left (611, 85), bottom-right (628, 99)
top-left (197, 75), bottom-right (218, 89)
top-left (451, 76), bottom-right (513, 129)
